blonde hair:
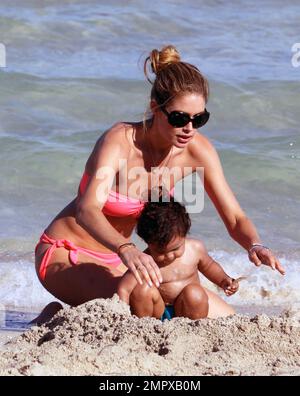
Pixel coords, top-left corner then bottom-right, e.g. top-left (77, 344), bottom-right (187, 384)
top-left (144, 45), bottom-right (209, 107)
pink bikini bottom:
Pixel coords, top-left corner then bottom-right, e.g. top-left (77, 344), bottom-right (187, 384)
top-left (35, 232), bottom-right (122, 281)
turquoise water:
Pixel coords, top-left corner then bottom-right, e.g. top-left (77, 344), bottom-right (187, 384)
top-left (0, 0), bottom-right (299, 311)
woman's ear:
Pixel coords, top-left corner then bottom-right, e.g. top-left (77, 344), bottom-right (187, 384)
top-left (150, 99), bottom-right (159, 115)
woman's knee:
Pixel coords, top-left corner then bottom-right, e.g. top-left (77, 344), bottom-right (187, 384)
top-left (205, 288), bottom-right (235, 318)
top-left (38, 261), bottom-right (122, 306)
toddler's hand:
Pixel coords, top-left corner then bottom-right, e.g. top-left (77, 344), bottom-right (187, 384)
top-left (220, 277), bottom-right (239, 296)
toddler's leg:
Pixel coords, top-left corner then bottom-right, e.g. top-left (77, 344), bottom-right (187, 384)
top-left (174, 284), bottom-right (208, 319)
top-left (130, 283), bottom-right (165, 319)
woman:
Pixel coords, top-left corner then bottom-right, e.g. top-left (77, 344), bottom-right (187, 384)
top-left (34, 45), bottom-right (285, 321)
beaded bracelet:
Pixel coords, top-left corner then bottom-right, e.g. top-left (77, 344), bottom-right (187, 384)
top-left (117, 242), bottom-right (136, 256)
top-left (248, 243), bottom-right (270, 254)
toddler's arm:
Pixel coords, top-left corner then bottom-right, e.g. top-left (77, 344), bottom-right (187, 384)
top-left (197, 241), bottom-right (239, 296)
top-left (117, 271), bottom-right (138, 304)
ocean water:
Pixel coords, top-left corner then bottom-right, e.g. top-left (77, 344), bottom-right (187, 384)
top-left (0, 0), bottom-right (299, 317)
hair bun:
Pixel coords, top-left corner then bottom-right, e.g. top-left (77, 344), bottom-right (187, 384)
top-left (149, 45), bottom-right (181, 74)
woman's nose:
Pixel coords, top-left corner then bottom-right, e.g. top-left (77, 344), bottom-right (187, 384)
top-left (183, 121), bottom-right (193, 132)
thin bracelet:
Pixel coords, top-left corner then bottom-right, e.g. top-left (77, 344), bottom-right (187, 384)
top-left (117, 242), bottom-right (136, 256)
top-left (248, 243), bottom-right (270, 254)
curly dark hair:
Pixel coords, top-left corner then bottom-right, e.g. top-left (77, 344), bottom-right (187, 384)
top-left (136, 198), bottom-right (191, 248)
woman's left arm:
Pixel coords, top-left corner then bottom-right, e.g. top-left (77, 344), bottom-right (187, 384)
top-left (191, 136), bottom-right (285, 275)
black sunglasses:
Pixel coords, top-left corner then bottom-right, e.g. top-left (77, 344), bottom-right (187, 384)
top-left (160, 106), bottom-right (210, 129)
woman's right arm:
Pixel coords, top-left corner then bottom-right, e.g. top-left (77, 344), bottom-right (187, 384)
top-left (75, 124), bottom-right (162, 287)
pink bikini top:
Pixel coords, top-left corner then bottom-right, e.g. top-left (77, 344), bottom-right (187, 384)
top-left (79, 171), bottom-right (173, 219)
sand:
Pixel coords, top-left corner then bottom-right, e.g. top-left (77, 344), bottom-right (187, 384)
top-left (0, 330), bottom-right (22, 350)
top-left (0, 294), bottom-right (299, 376)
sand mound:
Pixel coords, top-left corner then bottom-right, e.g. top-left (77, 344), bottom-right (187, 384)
top-left (1, 295), bottom-right (300, 376)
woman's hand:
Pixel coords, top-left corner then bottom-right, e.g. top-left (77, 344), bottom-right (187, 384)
top-left (118, 246), bottom-right (163, 288)
top-left (248, 245), bottom-right (285, 275)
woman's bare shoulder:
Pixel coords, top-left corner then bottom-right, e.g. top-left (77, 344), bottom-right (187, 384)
top-left (187, 133), bottom-right (220, 167)
top-left (97, 122), bottom-right (133, 146)
top-left (188, 133), bottom-right (216, 157)
top-left (87, 122), bottom-right (133, 170)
